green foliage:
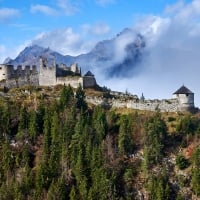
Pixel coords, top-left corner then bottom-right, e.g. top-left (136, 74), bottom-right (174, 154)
top-left (60, 84), bottom-right (74, 109)
top-left (143, 113), bottom-right (167, 167)
top-left (191, 148), bottom-right (200, 196)
top-left (176, 155), bottom-right (188, 170)
top-left (118, 114), bottom-right (134, 156)
top-left (147, 171), bottom-right (170, 200)
top-left (176, 115), bottom-right (197, 135)
top-left (29, 111), bottom-right (38, 142)
top-left (92, 106), bottom-right (107, 145)
top-left (75, 84), bottom-right (87, 110)
top-left (0, 87), bottom-right (200, 199)
top-left (17, 106), bottom-right (29, 139)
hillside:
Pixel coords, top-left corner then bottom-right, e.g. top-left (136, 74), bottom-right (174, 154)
top-left (0, 85), bottom-right (199, 200)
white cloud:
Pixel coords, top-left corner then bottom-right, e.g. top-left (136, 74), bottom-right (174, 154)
top-left (30, 4), bottom-right (57, 16)
top-left (31, 22), bottom-right (111, 56)
top-left (164, 1), bottom-right (184, 14)
top-left (96, 0), bottom-right (115, 6)
top-left (0, 8), bottom-right (20, 23)
top-left (164, 0), bottom-right (200, 22)
top-left (91, 23), bottom-right (110, 35)
top-left (0, 40), bottom-right (32, 63)
top-left (109, 0), bottom-right (200, 106)
top-left (81, 23), bottom-right (110, 35)
top-left (32, 28), bottom-right (90, 56)
top-left (57, 0), bottom-right (80, 15)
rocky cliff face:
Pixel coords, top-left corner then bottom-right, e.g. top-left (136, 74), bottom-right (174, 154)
top-left (5, 28), bottom-right (146, 78)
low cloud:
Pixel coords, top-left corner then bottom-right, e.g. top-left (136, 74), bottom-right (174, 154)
top-left (0, 8), bottom-right (20, 23)
top-left (0, 40), bottom-right (32, 63)
top-left (31, 22), bottom-right (111, 56)
top-left (101, 0), bottom-right (200, 106)
top-left (30, 4), bottom-right (57, 16)
top-left (32, 28), bottom-right (90, 56)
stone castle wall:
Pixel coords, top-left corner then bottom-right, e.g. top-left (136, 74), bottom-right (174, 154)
top-left (39, 66), bottom-right (56, 86)
top-left (0, 60), bottom-right (96, 89)
top-left (0, 64), bottom-right (37, 80)
top-left (56, 77), bottom-right (83, 88)
top-left (86, 96), bottom-right (183, 112)
top-left (0, 73), bottom-right (38, 88)
top-left (83, 76), bottom-right (96, 88)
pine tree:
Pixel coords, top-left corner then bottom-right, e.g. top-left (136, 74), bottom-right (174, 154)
top-left (118, 114), bottom-right (134, 156)
top-left (191, 148), bottom-right (200, 196)
top-left (92, 106), bottom-right (107, 145)
top-left (144, 113), bottom-right (167, 166)
top-left (28, 111), bottom-right (38, 142)
top-left (60, 84), bottom-right (74, 109)
top-left (75, 84), bottom-right (87, 111)
top-left (17, 106), bottom-right (29, 139)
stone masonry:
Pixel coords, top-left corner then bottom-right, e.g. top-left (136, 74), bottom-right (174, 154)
top-left (0, 57), bottom-right (96, 89)
top-left (0, 58), bottom-right (196, 113)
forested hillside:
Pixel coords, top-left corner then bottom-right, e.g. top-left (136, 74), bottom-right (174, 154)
top-left (0, 85), bottom-right (199, 200)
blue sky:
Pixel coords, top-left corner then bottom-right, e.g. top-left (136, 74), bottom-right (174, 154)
top-left (2, 0), bottom-right (200, 106)
top-left (0, 0), bottom-right (191, 60)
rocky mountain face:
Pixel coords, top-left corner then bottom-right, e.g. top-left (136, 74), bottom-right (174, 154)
top-left (5, 28), bottom-right (146, 78)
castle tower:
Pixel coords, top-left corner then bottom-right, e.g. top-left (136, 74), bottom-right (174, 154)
top-left (39, 57), bottom-right (56, 86)
top-left (71, 63), bottom-right (80, 74)
top-left (172, 85), bottom-right (194, 111)
top-left (83, 71), bottom-right (96, 88)
top-left (0, 64), bottom-right (14, 80)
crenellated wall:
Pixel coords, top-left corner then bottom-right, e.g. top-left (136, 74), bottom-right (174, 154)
top-left (0, 64), bottom-right (38, 81)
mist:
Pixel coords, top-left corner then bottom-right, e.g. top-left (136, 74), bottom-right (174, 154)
top-left (95, 1), bottom-right (200, 107)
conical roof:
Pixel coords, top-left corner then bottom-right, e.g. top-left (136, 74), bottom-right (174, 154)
top-left (173, 85), bottom-right (193, 94)
top-left (84, 71), bottom-right (94, 76)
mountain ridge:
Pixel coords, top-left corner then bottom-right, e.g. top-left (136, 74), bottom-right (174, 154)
top-left (5, 28), bottom-right (146, 77)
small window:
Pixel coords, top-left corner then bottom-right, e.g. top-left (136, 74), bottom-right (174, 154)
top-left (0, 67), bottom-right (2, 70)
top-left (186, 94), bottom-right (189, 96)
top-left (3, 74), bottom-right (5, 75)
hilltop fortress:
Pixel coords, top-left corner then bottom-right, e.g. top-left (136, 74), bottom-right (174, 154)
top-left (0, 58), bottom-right (196, 112)
top-left (0, 57), bottom-right (96, 89)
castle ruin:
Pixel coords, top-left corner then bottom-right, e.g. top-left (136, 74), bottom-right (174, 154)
top-left (86, 85), bottom-right (196, 112)
top-left (0, 57), bottom-right (96, 89)
top-left (0, 58), bottom-right (196, 112)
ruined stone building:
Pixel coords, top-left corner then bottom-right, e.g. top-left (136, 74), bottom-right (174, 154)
top-left (0, 57), bottom-right (96, 89)
top-left (0, 58), bottom-right (196, 112)
top-left (86, 85), bottom-right (196, 112)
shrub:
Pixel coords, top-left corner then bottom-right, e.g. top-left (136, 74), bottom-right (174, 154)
top-left (176, 155), bottom-right (188, 170)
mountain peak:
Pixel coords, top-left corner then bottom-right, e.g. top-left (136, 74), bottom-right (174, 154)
top-left (5, 28), bottom-right (146, 78)
top-left (116, 28), bottom-right (134, 37)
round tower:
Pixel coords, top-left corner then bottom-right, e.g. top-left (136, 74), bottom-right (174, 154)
top-left (172, 85), bottom-right (194, 111)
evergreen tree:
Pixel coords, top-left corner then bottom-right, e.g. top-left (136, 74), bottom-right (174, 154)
top-left (28, 111), bottom-right (38, 142)
top-left (60, 84), bottom-right (74, 109)
top-left (144, 113), bottom-right (167, 166)
top-left (75, 84), bottom-right (87, 111)
top-left (43, 109), bottom-right (52, 161)
top-left (92, 106), bottom-right (107, 145)
top-left (118, 114), bottom-right (134, 156)
top-left (191, 148), bottom-right (200, 196)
